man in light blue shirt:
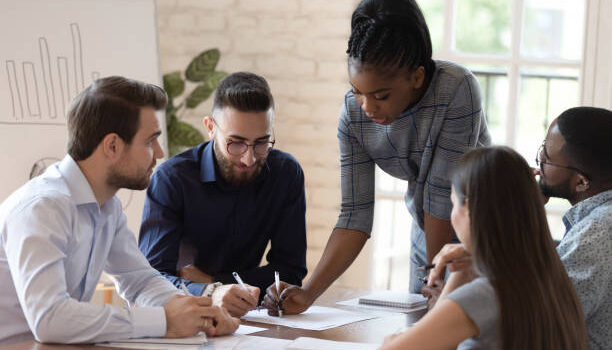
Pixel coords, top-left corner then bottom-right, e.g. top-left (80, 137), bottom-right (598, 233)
top-left (536, 107), bottom-right (612, 350)
top-left (0, 76), bottom-right (238, 345)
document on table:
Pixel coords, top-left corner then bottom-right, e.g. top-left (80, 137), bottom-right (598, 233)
top-left (206, 335), bottom-right (293, 349)
top-left (235, 324), bottom-right (267, 335)
top-left (287, 337), bottom-right (380, 350)
top-left (97, 333), bottom-right (206, 350)
top-left (97, 325), bottom-right (266, 349)
top-left (241, 306), bottom-right (376, 331)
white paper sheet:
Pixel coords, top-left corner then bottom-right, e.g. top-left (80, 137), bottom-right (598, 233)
top-left (96, 326), bottom-right (266, 349)
top-left (205, 335), bottom-right (293, 349)
top-left (287, 337), bottom-right (379, 350)
top-left (97, 333), bottom-right (206, 349)
top-left (235, 324), bottom-right (268, 335)
top-left (241, 306), bottom-right (376, 331)
top-left (98, 343), bottom-right (200, 350)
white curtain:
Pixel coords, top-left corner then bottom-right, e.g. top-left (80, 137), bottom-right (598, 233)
top-left (581, 0), bottom-right (612, 109)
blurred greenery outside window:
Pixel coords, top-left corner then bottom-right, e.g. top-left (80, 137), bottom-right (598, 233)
top-left (372, 0), bottom-right (586, 291)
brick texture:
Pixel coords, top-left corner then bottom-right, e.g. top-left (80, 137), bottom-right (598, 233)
top-left (157, 0), bottom-right (370, 288)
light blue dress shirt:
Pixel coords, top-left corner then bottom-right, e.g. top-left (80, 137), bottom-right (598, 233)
top-left (0, 155), bottom-right (179, 345)
top-left (557, 189), bottom-right (612, 350)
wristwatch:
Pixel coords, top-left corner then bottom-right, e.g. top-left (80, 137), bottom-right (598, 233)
top-left (202, 282), bottom-right (223, 297)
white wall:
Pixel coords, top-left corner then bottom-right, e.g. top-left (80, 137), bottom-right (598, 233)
top-left (581, 0), bottom-right (612, 109)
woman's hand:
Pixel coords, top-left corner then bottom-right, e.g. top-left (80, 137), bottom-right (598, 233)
top-left (427, 243), bottom-right (471, 287)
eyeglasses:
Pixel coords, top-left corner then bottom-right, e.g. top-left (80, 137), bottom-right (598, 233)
top-left (212, 118), bottom-right (276, 157)
top-left (536, 141), bottom-right (588, 178)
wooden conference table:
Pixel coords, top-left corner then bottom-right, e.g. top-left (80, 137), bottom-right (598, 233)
top-left (0, 286), bottom-right (427, 350)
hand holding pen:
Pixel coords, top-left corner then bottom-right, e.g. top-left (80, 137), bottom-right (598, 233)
top-left (275, 271), bottom-right (283, 317)
top-left (196, 272), bottom-right (259, 318)
top-left (261, 275), bottom-right (312, 316)
top-left (425, 243), bottom-right (472, 287)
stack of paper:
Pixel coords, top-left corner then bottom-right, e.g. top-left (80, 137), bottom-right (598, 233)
top-left (358, 291), bottom-right (427, 309)
top-left (98, 333), bottom-right (206, 350)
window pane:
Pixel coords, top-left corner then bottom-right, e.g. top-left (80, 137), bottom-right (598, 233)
top-left (375, 166), bottom-right (397, 193)
top-left (372, 198), bottom-right (413, 290)
top-left (521, 0), bottom-right (585, 60)
top-left (418, 0), bottom-right (445, 52)
top-left (469, 65), bottom-right (508, 144)
top-left (516, 67), bottom-right (580, 165)
top-left (545, 198), bottom-right (571, 241)
top-left (456, 0), bottom-right (512, 55)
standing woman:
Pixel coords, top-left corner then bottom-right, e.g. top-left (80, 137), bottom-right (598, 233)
top-left (263, 0), bottom-right (491, 314)
top-left (380, 146), bottom-right (587, 350)
top-left (339, 0), bottom-right (492, 294)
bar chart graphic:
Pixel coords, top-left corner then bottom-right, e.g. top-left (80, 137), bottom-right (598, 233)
top-left (3, 23), bottom-right (100, 125)
top-left (1, 0), bottom-right (161, 235)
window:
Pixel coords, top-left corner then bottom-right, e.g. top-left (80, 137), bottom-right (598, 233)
top-left (372, 0), bottom-right (586, 291)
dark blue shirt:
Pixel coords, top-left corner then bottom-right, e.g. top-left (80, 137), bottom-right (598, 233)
top-left (138, 141), bottom-right (307, 297)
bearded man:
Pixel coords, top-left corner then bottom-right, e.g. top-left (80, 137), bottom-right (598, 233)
top-left (0, 76), bottom-right (238, 345)
top-left (139, 72), bottom-right (307, 317)
top-left (536, 106), bottom-right (612, 350)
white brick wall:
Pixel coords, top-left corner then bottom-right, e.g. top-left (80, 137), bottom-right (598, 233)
top-left (156, 0), bottom-right (371, 288)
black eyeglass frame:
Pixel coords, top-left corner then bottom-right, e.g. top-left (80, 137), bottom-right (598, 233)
top-left (211, 118), bottom-right (276, 157)
top-left (535, 141), bottom-right (589, 179)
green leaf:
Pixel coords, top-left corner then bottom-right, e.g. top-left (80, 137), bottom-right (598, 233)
top-left (185, 49), bottom-right (221, 82)
top-left (185, 71), bottom-right (227, 109)
top-left (163, 71), bottom-right (185, 98)
top-left (203, 71), bottom-right (227, 91)
top-left (168, 119), bottom-right (205, 150)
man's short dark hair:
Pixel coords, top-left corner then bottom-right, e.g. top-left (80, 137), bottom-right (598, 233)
top-left (212, 72), bottom-right (274, 116)
top-left (557, 106), bottom-right (612, 182)
top-left (67, 76), bottom-right (167, 161)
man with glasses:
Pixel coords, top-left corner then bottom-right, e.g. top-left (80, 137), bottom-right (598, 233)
top-left (535, 106), bottom-right (612, 350)
top-left (139, 72), bottom-right (307, 317)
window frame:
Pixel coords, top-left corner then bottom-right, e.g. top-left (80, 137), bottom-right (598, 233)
top-left (371, 0), bottom-right (588, 290)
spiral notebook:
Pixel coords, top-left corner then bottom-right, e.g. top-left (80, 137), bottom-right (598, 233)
top-left (358, 291), bottom-right (427, 309)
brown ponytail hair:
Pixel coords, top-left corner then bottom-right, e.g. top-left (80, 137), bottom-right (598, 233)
top-left (451, 146), bottom-right (587, 350)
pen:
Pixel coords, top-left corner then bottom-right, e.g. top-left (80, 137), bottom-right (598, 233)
top-left (232, 271), bottom-right (249, 291)
top-left (233, 271), bottom-right (263, 310)
top-left (275, 271), bottom-right (283, 317)
top-left (417, 257), bottom-right (470, 271)
top-left (416, 263), bottom-right (436, 271)
top-left (180, 281), bottom-right (192, 296)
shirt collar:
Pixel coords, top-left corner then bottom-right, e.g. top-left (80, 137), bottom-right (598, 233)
top-left (563, 189), bottom-right (612, 232)
top-left (198, 140), bottom-right (272, 185)
top-left (57, 155), bottom-right (99, 206)
top-left (200, 141), bottom-right (217, 183)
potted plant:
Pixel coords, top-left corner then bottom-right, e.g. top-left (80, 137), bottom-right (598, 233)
top-left (163, 48), bottom-right (227, 156)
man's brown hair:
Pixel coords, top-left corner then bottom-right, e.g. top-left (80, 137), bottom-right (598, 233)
top-left (67, 76), bottom-right (167, 161)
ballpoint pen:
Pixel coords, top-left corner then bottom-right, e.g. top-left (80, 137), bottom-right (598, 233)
top-left (233, 271), bottom-right (264, 311)
top-left (232, 271), bottom-right (249, 291)
top-left (275, 271), bottom-right (283, 317)
top-left (180, 281), bottom-right (192, 296)
top-left (416, 263), bottom-right (436, 271)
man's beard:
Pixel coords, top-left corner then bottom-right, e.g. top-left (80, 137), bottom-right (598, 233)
top-left (539, 178), bottom-right (573, 202)
top-left (214, 141), bottom-right (265, 187)
top-left (107, 161), bottom-right (153, 191)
